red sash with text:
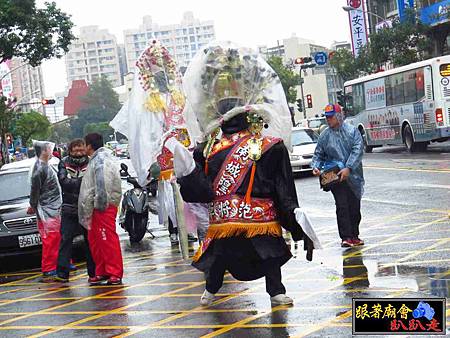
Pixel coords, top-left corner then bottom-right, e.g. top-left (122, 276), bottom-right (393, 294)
top-left (193, 134), bottom-right (282, 262)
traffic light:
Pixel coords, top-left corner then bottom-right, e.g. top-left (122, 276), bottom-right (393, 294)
top-left (294, 57), bottom-right (313, 65)
top-left (306, 94), bottom-right (313, 109)
top-left (41, 99), bottom-right (56, 105)
top-left (296, 99), bottom-right (303, 112)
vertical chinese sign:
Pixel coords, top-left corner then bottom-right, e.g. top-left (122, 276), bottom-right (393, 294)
top-left (0, 60), bottom-right (13, 99)
top-left (347, 0), bottom-right (369, 56)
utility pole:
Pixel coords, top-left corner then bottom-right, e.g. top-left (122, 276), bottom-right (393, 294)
top-left (294, 57), bottom-right (316, 119)
top-left (298, 70), bottom-right (306, 119)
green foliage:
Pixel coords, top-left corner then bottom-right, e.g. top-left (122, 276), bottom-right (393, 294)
top-left (15, 111), bottom-right (51, 146)
top-left (0, 0), bottom-right (75, 66)
top-left (70, 76), bottom-right (121, 138)
top-left (332, 9), bottom-right (432, 82)
top-left (0, 98), bottom-right (18, 165)
top-left (370, 10), bottom-right (432, 68)
top-left (266, 56), bottom-right (300, 103)
top-left (83, 122), bottom-right (114, 141)
top-left (50, 120), bottom-right (72, 144)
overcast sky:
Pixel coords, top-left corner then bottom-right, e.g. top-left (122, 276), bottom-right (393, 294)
top-left (38, 0), bottom-right (352, 96)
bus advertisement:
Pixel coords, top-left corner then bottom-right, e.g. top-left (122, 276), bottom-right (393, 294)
top-left (343, 56), bottom-right (450, 153)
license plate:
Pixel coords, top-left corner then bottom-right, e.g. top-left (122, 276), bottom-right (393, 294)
top-left (18, 233), bottom-right (42, 248)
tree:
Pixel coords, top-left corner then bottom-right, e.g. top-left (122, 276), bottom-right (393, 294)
top-left (331, 9), bottom-right (432, 82)
top-left (0, 98), bottom-right (17, 165)
top-left (15, 111), bottom-right (51, 146)
top-left (330, 48), bottom-right (361, 82)
top-left (83, 122), bottom-right (114, 142)
top-left (369, 10), bottom-right (432, 68)
top-left (70, 76), bottom-right (122, 138)
top-left (50, 119), bottom-right (72, 144)
top-left (0, 0), bottom-right (74, 66)
top-left (266, 56), bottom-right (300, 104)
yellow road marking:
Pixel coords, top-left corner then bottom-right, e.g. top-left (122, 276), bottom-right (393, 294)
top-left (292, 290), bottom-right (408, 338)
top-left (396, 238), bottom-right (450, 263)
top-left (0, 210), bottom-right (447, 336)
top-left (0, 258), bottom-right (188, 326)
top-left (27, 280), bottom-right (206, 337)
top-left (113, 264), bottom-right (321, 338)
top-left (24, 268), bottom-right (202, 338)
top-left (198, 272), bottom-right (381, 338)
top-left (342, 216), bottom-right (448, 259)
top-left (364, 165), bottom-right (450, 173)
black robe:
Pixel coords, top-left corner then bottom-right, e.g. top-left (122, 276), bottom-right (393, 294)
top-left (178, 119), bottom-right (310, 281)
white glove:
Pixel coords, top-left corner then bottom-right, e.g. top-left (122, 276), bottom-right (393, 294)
top-left (294, 207), bottom-right (322, 249)
top-left (166, 137), bottom-right (195, 178)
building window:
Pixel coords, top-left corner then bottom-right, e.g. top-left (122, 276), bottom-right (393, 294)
top-left (189, 28), bottom-right (194, 34)
top-left (190, 36), bottom-right (195, 43)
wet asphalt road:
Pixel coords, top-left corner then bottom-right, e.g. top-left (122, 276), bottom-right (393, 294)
top-left (0, 143), bottom-right (449, 337)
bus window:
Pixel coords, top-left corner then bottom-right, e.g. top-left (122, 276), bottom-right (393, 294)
top-left (385, 75), bottom-right (393, 106)
top-left (351, 83), bottom-right (365, 116)
top-left (415, 68), bottom-right (425, 100)
top-left (404, 70), bottom-right (417, 103)
top-left (392, 73), bottom-right (405, 105)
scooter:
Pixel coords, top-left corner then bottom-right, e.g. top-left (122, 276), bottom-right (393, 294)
top-left (119, 163), bottom-right (150, 243)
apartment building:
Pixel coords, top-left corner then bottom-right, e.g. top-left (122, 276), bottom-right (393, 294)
top-left (123, 12), bottom-right (215, 74)
top-left (65, 26), bottom-right (122, 87)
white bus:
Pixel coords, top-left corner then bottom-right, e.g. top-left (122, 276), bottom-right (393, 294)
top-left (343, 56), bottom-right (450, 152)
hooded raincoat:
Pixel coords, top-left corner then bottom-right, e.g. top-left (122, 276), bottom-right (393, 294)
top-left (78, 147), bottom-right (122, 229)
top-left (311, 121), bottom-right (365, 199)
top-left (29, 141), bottom-right (62, 229)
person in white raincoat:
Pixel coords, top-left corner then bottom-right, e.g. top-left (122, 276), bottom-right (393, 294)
top-left (78, 133), bottom-right (123, 285)
top-left (28, 140), bottom-right (62, 280)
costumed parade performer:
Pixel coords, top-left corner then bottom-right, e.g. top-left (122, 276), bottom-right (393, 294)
top-left (111, 40), bottom-right (206, 257)
top-left (171, 42), bottom-right (321, 306)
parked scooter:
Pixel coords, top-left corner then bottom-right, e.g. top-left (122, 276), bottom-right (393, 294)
top-left (119, 163), bottom-right (150, 243)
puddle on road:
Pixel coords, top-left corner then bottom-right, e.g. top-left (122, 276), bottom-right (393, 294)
top-left (296, 245), bottom-right (449, 298)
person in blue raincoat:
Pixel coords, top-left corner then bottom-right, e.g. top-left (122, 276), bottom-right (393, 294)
top-left (311, 103), bottom-right (365, 248)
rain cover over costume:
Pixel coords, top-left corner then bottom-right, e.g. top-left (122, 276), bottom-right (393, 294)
top-left (110, 40), bottom-right (199, 257)
top-left (175, 42), bottom-right (319, 282)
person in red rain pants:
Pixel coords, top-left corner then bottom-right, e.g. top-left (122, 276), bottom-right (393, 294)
top-left (28, 141), bottom-right (62, 282)
top-left (78, 133), bottom-right (123, 285)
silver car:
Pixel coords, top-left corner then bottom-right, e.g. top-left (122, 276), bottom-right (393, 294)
top-left (289, 127), bottom-right (319, 173)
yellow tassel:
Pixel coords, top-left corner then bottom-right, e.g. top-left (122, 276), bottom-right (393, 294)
top-left (145, 92), bottom-right (167, 112)
top-left (206, 222), bottom-right (282, 239)
top-left (159, 169), bottom-right (173, 181)
top-left (192, 245), bottom-right (203, 262)
top-left (170, 89), bottom-right (185, 107)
